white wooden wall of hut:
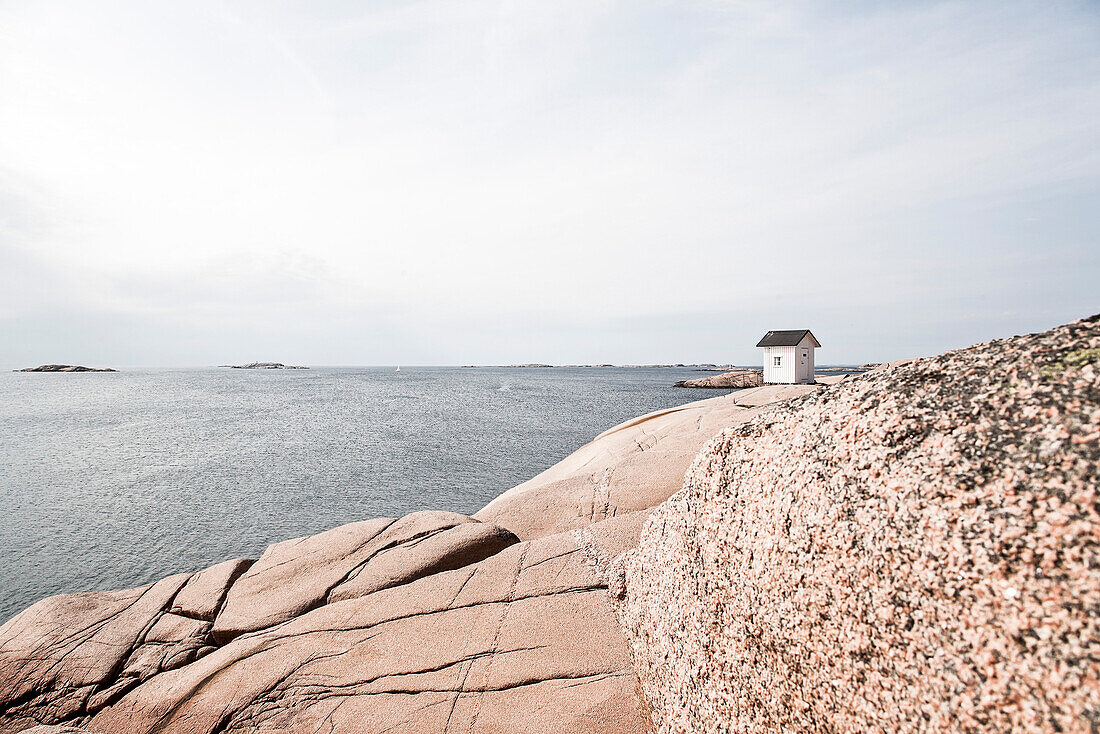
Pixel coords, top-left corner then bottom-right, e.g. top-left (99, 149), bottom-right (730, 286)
top-left (763, 346), bottom-right (796, 383)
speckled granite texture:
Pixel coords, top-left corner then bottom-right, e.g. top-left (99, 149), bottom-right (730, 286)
top-left (614, 315), bottom-right (1100, 733)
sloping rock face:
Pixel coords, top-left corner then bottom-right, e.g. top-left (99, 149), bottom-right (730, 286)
top-left (615, 316), bottom-right (1100, 733)
top-left (0, 514), bottom-right (647, 734)
top-left (0, 513), bottom-right (523, 733)
top-left (0, 559), bottom-right (251, 732)
top-left (476, 385), bottom-right (817, 540)
top-left (87, 513), bottom-right (650, 734)
top-left (672, 369), bottom-right (763, 389)
top-left (212, 511), bottom-right (518, 642)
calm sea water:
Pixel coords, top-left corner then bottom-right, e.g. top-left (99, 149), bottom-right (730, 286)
top-left (0, 366), bottom-right (726, 621)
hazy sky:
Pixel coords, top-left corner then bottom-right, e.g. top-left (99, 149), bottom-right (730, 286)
top-left (1, 1), bottom-right (1097, 366)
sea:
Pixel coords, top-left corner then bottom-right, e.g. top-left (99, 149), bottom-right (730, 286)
top-left (0, 365), bottom-right (738, 622)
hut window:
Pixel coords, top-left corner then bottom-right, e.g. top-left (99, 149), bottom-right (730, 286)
top-left (773, 356), bottom-right (782, 367)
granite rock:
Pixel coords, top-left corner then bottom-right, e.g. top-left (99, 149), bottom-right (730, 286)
top-left (476, 385), bottom-right (818, 540)
top-left (672, 369), bottom-right (763, 389)
top-left (212, 511), bottom-right (518, 643)
top-left (0, 512), bottom-right (664, 733)
top-left (0, 574), bottom-right (196, 729)
top-left (615, 315), bottom-right (1100, 733)
top-left (36, 515), bottom-right (647, 734)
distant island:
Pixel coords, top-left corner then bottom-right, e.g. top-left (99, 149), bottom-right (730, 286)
top-left (16, 364), bottom-right (117, 372)
top-left (222, 362), bottom-right (308, 370)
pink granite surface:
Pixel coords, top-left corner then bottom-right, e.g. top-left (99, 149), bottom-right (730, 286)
top-left (615, 315), bottom-right (1100, 733)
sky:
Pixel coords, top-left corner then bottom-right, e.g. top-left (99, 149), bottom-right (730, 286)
top-left (1, 0), bottom-right (1097, 367)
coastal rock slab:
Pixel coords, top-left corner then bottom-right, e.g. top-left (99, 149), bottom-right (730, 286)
top-left (476, 384), bottom-right (818, 540)
top-left (0, 573), bottom-right (192, 730)
top-left (326, 520), bottom-right (519, 603)
top-left (616, 315), bottom-right (1100, 733)
top-left (86, 514), bottom-right (649, 734)
top-left (212, 511), bottom-right (518, 643)
top-left (170, 557), bottom-right (253, 621)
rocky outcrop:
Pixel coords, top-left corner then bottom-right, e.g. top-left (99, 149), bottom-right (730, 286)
top-left (871, 357), bottom-right (918, 371)
top-left (16, 365), bottom-right (116, 372)
top-left (224, 362), bottom-right (307, 369)
top-left (672, 369), bottom-right (763, 389)
top-left (614, 315), bottom-right (1100, 733)
top-left (0, 514), bottom-right (524, 733)
top-left (0, 572), bottom-right (224, 730)
top-left (84, 515), bottom-right (648, 734)
top-left (475, 385), bottom-right (817, 540)
top-left (211, 511), bottom-right (518, 643)
top-left (0, 515), bottom-right (644, 734)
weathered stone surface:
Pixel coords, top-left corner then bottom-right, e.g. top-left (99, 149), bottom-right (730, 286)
top-left (0, 573), bottom-right (192, 730)
top-left (116, 613), bottom-right (213, 684)
top-left (476, 384), bottom-right (818, 540)
top-left (170, 558), bottom-right (253, 621)
top-left (212, 511), bottom-right (518, 643)
top-left (870, 357), bottom-right (918, 371)
top-left (672, 369), bottom-right (763, 389)
top-left (615, 315), bottom-right (1100, 733)
top-left (86, 515), bottom-right (649, 734)
top-left (327, 520), bottom-right (519, 604)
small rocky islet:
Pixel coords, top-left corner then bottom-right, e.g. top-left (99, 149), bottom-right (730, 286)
top-left (1, 315), bottom-right (1097, 733)
top-left (16, 365), bottom-right (117, 372)
top-left (222, 362), bottom-right (308, 370)
top-left (672, 368), bottom-right (764, 389)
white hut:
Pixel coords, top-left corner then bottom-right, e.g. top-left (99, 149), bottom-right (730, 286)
top-left (757, 330), bottom-right (820, 384)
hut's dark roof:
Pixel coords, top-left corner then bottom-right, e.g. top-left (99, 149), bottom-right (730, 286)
top-left (756, 330), bottom-right (821, 348)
